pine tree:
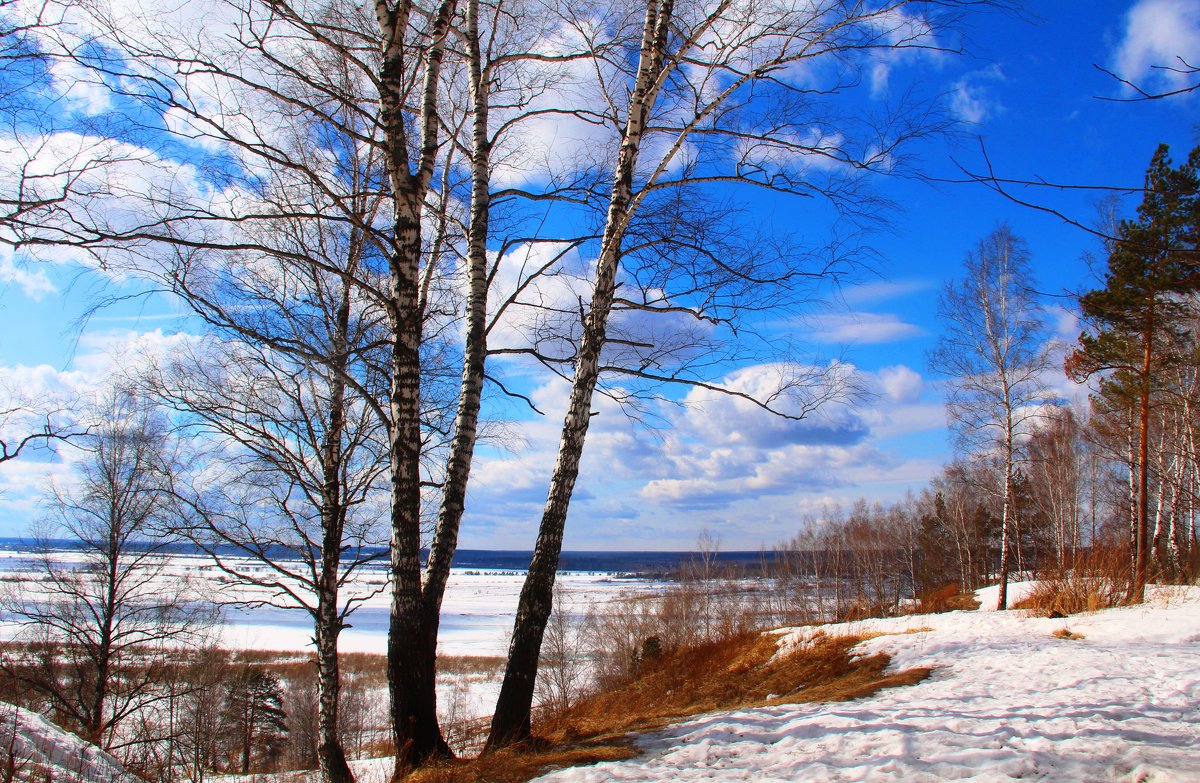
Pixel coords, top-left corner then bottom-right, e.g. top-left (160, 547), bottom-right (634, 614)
top-left (221, 668), bottom-right (290, 774)
top-left (1066, 143), bottom-right (1200, 601)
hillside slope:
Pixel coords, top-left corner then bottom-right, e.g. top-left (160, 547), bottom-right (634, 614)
top-left (534, 585), bottom-right (1200, 783)
top-left (0, 702), bottom-right (136, 782)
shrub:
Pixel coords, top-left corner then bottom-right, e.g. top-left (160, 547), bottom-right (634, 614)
top-left (1015, 547), bottom-right (1130, 615)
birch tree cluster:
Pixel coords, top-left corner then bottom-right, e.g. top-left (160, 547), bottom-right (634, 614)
top-left (1, 0), bottom-right (1022, 779)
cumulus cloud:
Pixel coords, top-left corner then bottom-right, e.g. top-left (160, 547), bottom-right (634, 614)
top-left (0, 362), bottom-right (89, 528)
top-left (454, 356), bottom-right (963, 548)
top-left (47, 59), bottom-right (112, 116)
top-left (863, 7), bottom-right (941, 99)
top-left (640, 441), bottom-right (890, 511)
top-left (734, 128), bottom-right (850, 174)
top-left (1050, 305), bottom-right (1081, 341)
top-left (0, 131), bottom-right (217, 279)
top-left (877, 365), bottom-right (924, 404)
top-left (453, 357), bottom-right (959, 548)
top-left (667, 366), bottom-right (868, 451)
top-left (0, 328), bottom-right (200, 535)
top-left (1113, 0), bottom-right (1200, 96)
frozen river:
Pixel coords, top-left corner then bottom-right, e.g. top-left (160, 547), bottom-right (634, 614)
top-left (220, 568), bottom-right (667, 656)
top-left (0, 547), bottom-right (670, 657)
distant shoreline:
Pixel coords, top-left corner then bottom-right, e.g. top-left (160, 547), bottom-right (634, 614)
top-left (0, 537), bottom-right (778, 576)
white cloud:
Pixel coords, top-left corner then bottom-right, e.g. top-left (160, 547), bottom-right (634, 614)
top-left (47, 59), bottom-right (112, 116)
top-left (877, 365), bottom-right (924, 404)
top-left (0, 247), bottom-right (56, 299)
top-left (842, 278), bottom-right (934, 306)
top-left (809, 311), bottom-right (924, 344)
top-left (457, 357), bottom-right (958, 549)
top-left (1114, 0), bottom-right (1200, 96)
top-left (949, 65), bottom-right (1006, 125)
top-left (734, 128), bottom-right (849, 174)
top-left (0, 328), bottom-right (202, 535)
top-left (0, 131), bottom-right (217, 279)
top-left (862, 6), bottom-right (943, 100)
top-left (1050, 305), bottom-right (1081, 341)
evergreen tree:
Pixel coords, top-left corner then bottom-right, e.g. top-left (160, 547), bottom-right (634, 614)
top-left (1067, 143), bottom-right (1200, 601)
top-left (916, 492), bottom-right (958, 595)
top-left (221, 668), bottom-right (290, 774)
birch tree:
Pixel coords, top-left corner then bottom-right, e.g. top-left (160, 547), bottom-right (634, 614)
top-left (487, 0), bottom-right (998, 747)
top-left (929, 225), bottom-right (1051, 610)
top-left (151, 330), bottom-right (387, 783)
top-left (0, 0), bottom-right (465, 766)
top-left (0, 390), bottom-right (209, 751)
top-left (1026, 407), bottom-right (1084, 566)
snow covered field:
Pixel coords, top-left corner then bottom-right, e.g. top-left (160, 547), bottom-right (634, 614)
top-left (215, 568), bottom-right (654, 657)
top-left (531, 583), bottom-right (1200, 783)
top-left (0, 548), bottom-right (667, 748)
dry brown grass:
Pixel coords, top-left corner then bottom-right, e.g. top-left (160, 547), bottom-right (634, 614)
top-left (221, 650), bottom-right (501, 687)
top-left (1015, 578), bottom-right (1123, 615)
top-left (545, 632), bottom-right (925, 742)
top-left (1014, 549), bottom-right (1131, 616)
top-left (408, 744), bottom-right (640, 783)
top-left (410, 631), bottom-right (928, 783)
top-left (915, 584), bottom-right (981, 614)
top-left (440, 656), bottom-right (507, 676)
top-left (1051, 628), bottom-right (1085, 640)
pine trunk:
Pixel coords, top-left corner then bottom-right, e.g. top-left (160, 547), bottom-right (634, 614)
top-left (1131, 337), bottom-right (1152, 602)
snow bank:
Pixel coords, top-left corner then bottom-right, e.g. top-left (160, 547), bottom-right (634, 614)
top-left (0, 702), bottom-right (136, 782)
top-left (974, 579), bottom-right (1039, 610)
top-left (534, 586), bottom-right (1200, 782)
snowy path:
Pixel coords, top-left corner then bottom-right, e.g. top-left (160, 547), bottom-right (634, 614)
top-left (535, 585), bottom-right (1200, 783)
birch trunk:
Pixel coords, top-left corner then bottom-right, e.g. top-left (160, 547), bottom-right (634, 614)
top-left (1131, 335), bottom-right (1152, 602)
top-left (421, 0), bottom-right (492, 656)
top-left (486, 0), bottom-right (674, 750)
top-left (315, 284), bottom-right (355, 783)
top-left (315, 600), bottom-right (352, 783)
top-left (1166, 469), bottom-right (1181, 578)
top-left (375, 0), bottom-right (457, 770)
top-left (997, 461), bottom-right (1012, 611)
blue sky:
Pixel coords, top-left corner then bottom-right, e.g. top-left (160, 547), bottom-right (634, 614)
top-left (1, 0), bottom-right (1198, 549)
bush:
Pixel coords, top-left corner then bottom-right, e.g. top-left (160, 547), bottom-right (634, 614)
top-left (1015, 548), bottom-right (1130, 615)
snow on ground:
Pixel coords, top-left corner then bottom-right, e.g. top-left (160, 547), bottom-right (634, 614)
top-left (0, 702), bottom-right (136, 782)
top-left (535, 585), bottom-right (1200, 783)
